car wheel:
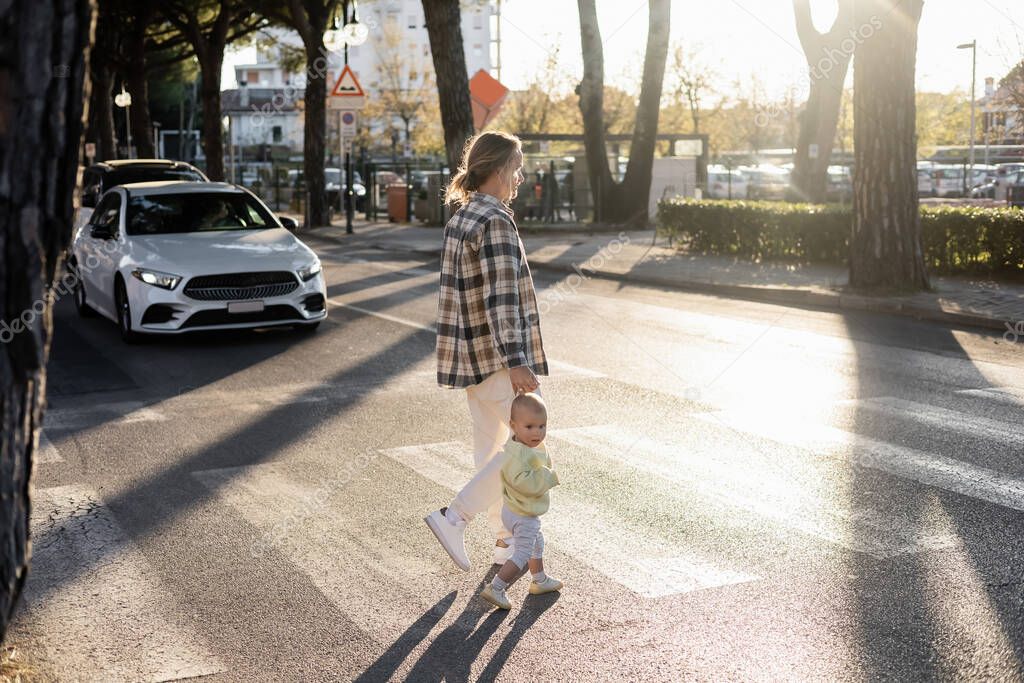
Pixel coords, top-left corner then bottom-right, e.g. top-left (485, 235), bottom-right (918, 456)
top-left (115, 279), bottom-right (142, 344)
top-left (72, 264), bottom-right (95, 317)
top-left (294, 321), bottom-right (321, 334)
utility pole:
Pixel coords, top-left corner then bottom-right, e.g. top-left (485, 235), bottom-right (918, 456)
top-left (958, 40), bottom-right (977, 192)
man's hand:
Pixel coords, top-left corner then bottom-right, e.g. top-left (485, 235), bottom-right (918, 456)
top-left (509, 365), bottom-right (539, 395)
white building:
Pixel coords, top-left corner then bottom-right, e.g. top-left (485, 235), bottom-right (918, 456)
top-left (222, 3), bottom-right (495, 155)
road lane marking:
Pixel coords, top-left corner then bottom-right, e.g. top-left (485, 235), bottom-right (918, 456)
top-left (36, 430), bottom-right (63, 463)
top-left (956, 386), bottom-right (1024, 406)
top-left (44, 401), bottom-right (167, 430)
top-left (843, 396), bottom-right (1024, 447)
top-left (327, 298), bottom-right (606, 379)
top-left (9, 485), bottom-right (224, 681)
top-left (381, 441), bottom-right (760, 597)
top-left (192, 462), bottom-right (474, 644)
top-left (695, 410), bottom-right (1024, 513)
top-left (551, 424), bottom-right (957, 559)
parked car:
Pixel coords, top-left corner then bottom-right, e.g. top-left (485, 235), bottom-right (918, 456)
top-left (69, 181), bottom-right (325, 342)
top-left (706, 166), bottom-right (748, 199)
top-left (917, 161), bottom-right (936, 197)
top-left (994, 163), bottom-right (1024, 201)
top-left (743, 165), bottom-right (791, 200)
top-left (931, 165), bottom-right (968, 198)
top-left (825, 165), bottom-right (853, 202)
top-left (78, 159), bottom-right (207, 229)
top-left (325, 167), bottom-right (367, 211)
top-left (1006, 169), bottom-right (1024, 207)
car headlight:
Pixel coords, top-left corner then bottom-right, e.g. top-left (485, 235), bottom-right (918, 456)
top-left (131, 268), bottom-right (181, 290)
top-left (298, 261), bottom-right (321, 282)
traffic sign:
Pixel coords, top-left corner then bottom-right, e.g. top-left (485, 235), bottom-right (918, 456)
top-left (340, 110), bottom-right (357, 137)
top-left (328, 64), bottom-right (366, 110)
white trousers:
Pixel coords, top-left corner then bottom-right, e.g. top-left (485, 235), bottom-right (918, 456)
top-left (449, 369), bottom-right (541, 539)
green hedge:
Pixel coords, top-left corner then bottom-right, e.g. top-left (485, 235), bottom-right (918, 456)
top-left (657, 198), bottom-right (1024, 274)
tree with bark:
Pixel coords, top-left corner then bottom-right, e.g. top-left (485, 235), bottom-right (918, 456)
top-left (577, 0), bottom-right (670, 225)
top-left (667, 43), bottom-right (721, 136)
top-left (261, 0), bottom-right (340, 227)
top-left (422, 0), bottom-right (475, 172)
top-left (0, 0), bottom-right (93, 639)
top-left (850, 0), bottom-right (928, 291)
top-left (790, 0), bottom-right (856, 203)
top-left (162, 0), bottom-right (268, 181)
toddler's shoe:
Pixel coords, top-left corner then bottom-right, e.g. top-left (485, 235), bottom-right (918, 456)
top-left (480, 584), bottom-right (512, 610)
top-left (528, 576), bottom-right (563, 595)
top-left (493, 540), bottom-right (514, 565)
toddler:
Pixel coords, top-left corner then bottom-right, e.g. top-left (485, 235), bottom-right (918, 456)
top-left (480, 392), bottom-right (562, 609)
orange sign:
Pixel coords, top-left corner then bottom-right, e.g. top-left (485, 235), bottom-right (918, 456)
top-left (331, 64), bottom-right (365, 97)
top-left (469, 69), bottom-right (509, 129)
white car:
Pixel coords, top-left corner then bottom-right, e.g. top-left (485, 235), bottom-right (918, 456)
top-left (69, 181), bottom-right (326, 342)
top-left (706, 166), bottom-right (748, 199)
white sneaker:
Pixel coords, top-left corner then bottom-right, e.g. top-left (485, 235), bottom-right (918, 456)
top-left (493, 541), bottom-right (514, 565)
top-left (528, 576), bottom-right (563, 595)
top-left (424, 508), bottom-right (470, 571)
top-left (480, 584), bottom-right (512, 610)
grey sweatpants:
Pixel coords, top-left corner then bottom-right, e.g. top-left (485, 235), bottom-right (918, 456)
top-left (501, 504), bottom-right (545, 570)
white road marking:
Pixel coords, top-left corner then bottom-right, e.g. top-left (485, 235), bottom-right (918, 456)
top-left (845, 396), bottom-right (1024, 447)
top-left (44, 401), bottom-right (167, 430)
top-left (8, 485), bottom-right (224, 682)
top-left (551, 424), bottom-right (957, 559)
top-left (36, 430), bottom-right (63, 463)
top-left (957, 386), bottom-right (1024, 406)
top-left (695, 410), bottom-right (1024, 513)
top-left (327, 298), bottom-right (606, 379)
top-left (192, 462), bottom-right (472, 644)
top-left (382, 441), bottom-right (760, 597)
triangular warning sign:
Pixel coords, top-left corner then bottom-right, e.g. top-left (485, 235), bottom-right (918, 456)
top-left (330, 65), bottom-right (365, 97)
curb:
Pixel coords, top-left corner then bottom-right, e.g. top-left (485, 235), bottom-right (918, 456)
top-left (304, 233), bottom-right (1008, 334)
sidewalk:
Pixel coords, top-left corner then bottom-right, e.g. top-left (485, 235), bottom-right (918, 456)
top-left (298, 216), bottom-right (1024, 335)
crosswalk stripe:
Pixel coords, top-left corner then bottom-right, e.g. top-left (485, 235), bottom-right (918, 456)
top-left (43, 401), bottom-right (167, 430)
top-left (382, 441), bottom-right (760, 598)
top-left (550, 424), bottom-right (957, 559)
top-left (957, 386), bottom-right (1024, 406)
top-left (36, 430), bottom-right (63, 463)
top-left (843, 396), bottom-right (1024, 447)
top-left (695, 410), bottom-right (1024, 513)
top-left (192, 462), bottom-right (469, 644)
top-left (10, 485), bottom-right (223, 681)
top-left (326, 298), bottom-right (606, 379)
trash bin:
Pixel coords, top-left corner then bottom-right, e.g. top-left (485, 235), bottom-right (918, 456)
top-left (1008, 185), bottom-right (1024, 209)
top-left (387, 183), bottom-right (408, 222)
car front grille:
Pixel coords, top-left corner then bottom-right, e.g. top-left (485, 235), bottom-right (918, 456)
top-left (180, 304), bottom-right (304, 329)
top-left (183, 271), bottom-right (298, 301)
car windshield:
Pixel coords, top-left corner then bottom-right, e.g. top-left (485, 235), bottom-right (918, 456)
top-left (126, 192), bottom-right (276, 235)
top-left (325, 169), bottom-right (363, 184)
top-left (107, 167), bottom-right (204, 186)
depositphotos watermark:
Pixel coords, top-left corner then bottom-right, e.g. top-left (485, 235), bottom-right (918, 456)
top-left (0, 238), bottom-right (120, 345)
top-left (755, 14), bottom-right (882, 128)
top-left (1004, 321), bottom-right (1024, 344)
top-left (249, 450), bottom-right (380, 559)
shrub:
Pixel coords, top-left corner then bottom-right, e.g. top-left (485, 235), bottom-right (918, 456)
top-left (657, 198), bottom-right (1024, 275)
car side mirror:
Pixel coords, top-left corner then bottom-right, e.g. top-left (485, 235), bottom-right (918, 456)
top-left (82, 191), bottom-right (98, 208)
top-left (90, 225), bottom-right (113, 240)
top-left (279, 216), bottom-right (299, 232)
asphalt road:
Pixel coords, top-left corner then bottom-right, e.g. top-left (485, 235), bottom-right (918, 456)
top-left (9, 233), bottom-right (1024, 682)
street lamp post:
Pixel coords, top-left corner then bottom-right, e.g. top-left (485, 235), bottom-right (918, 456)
top-left (114, 86), bottom-right (133, 159)
top-left (958, 40), bottom-right (977, 194)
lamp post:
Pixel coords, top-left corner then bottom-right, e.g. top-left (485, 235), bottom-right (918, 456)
top-left (114, 86), bottom-right (133, 159)
top-left (324, 0), bottom-right (368, 234)
top-left (957, 40), bottom-right (977, 193)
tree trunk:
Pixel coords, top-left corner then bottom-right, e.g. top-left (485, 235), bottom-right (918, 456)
top-left (791, 0), bottom-right (855, 203)
top-left (198, 54), bottom-right (225, 180)
top-left (423, 0), bottom-right (474, 172)
top-left (0, 0), bottom-right (93, 640)
top-left (125, 7), bottom-right (155, 158)
top-left (88, 60), bottom-right (116, 161)
top-left (577, 0), bottom-right (670, 226)
top-left (302, 35), bottom-right (329, 227)
top-left (850, 0), bottom-right (928, 290)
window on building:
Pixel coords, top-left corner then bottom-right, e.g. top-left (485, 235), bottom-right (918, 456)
top-left (408, 14), bottom-right (417, 29)
top-left (246, 70), bottom-right (260, 85)
top-left (473, 12), bottom-right (483, 30)
top-left (272, 126), bottom-right (282, 143)
top-left (473, 44), bottom-right (483, 58)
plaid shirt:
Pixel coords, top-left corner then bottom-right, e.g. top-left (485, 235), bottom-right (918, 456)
top-left (436, 192), bottom-right (548, 388)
